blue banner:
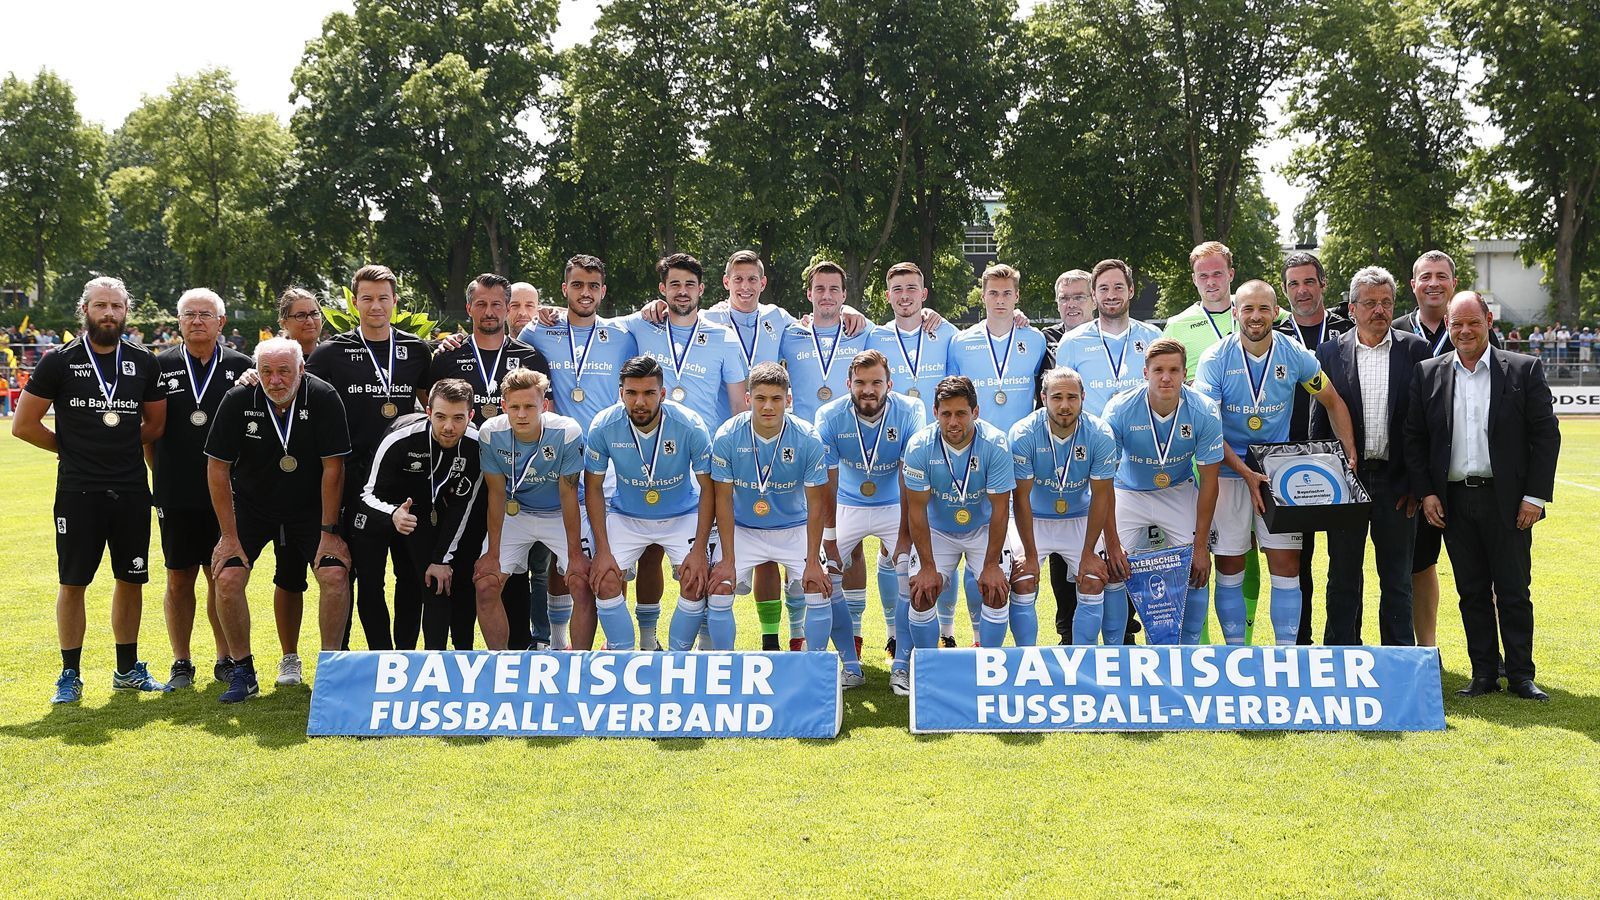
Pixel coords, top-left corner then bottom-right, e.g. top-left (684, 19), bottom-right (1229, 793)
top-left (1125, 545), bottom-right (1192, 645)
top-left (308, 650), bottom-right (843, 738)
top-left (910, 646), bottom-right (1445, 732)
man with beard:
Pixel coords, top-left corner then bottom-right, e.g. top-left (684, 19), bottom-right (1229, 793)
top-left (429, 274), bottom-right (550, 649)
top-left (585, 356), bottom-right (717, 652)
top-left (619, 254), bottom-right (748, 425)
top-left (361, 379), bottom-right (486, 650)
top-left (1195, 281), bottom-right (1358, 646)
top-left (1391, 250), bottom-right (1499, 647)
top-left (205, 338), bottom-right (352, 702)
top-left (306, 265), bottom-right (435, 651)
top-left (1273, 252), bottom-right (1352, 644)
top-left (816, 350), bottom-right (924, 690)
top-left (150, 288), bottom-right (252, 687)
top-left (15, 276), bottom-right (170, 702)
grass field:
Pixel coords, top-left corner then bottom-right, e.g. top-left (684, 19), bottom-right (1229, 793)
top-left (2, 419), bottom-right (1599, 897)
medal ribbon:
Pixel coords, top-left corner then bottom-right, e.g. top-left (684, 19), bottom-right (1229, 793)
top-left (567, 322), bottom-right (599, 388)
top-left (1100, 327), bottom-right (1128, 380)
top-left (749, 416), bottom-right (788, 496)
top-left (185, 346), bottom-right (219, 409)
top-left (90, 342), bottom-right (122, 409)
top-left (854, 412), bottom-right (886, 476)
top-left (1240, 337), bottom-right (1277, 417)
top-left (668, 320), bottom-right (702, 385)
top-left (730, 311), bottom-right (761, 368)
top-left (264, 387), bottom-right (297, 457)
top-left (1204, 308), bottom-right (1231, 341)
top-left (1415, 319), bottom-right (1449, 356)
top-left (360, 328), bottom-right (396, 402)
top-left (470, 337), bottom-right (506, 399)
top-left (940, 435), bottom-right (977, 508)
top-left (511, 431), bottom-right (543, 499)
top-left (629, 419), bottom-right (665, 490)
top-left (1294, 317), bottom-right (1328, 349)
top-left (895, 327), bottom-right (923, 383)
top-left (987, 327), bottom-right (1015, 388)
top-left (1146, 395), bottom-right (1183, 470)
top-left (1052, 423), bottom-right (1081, 497)
top-left (810, 325), bottom-right (841, 388)
top-left (428, 431), bottom-right (459, 507)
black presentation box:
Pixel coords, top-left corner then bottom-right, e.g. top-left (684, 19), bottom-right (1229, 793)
top-left (1245, 440), bottom-right (1372, 534)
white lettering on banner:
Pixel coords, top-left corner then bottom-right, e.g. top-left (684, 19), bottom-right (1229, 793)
top-left (971, 646), bottom-right (1379, 690)
top-left (1553, 388), bottom-right (1600, 414)
top-left (969, 693), bottom-right (1383, 727)
top-left (367, 700), bottom-right (776, 734)
top-left (373, 650), bottom-right (776, 696)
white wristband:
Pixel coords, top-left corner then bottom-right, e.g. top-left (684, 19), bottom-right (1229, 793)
top-left (822, 527), bottom-right (837, 541)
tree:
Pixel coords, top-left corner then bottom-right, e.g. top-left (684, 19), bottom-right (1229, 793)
top-left (1285, 0), bottom-right (1474, 306)
top-left (0, 69), bottom-right (109, 306)
top-left (1452, 0), bottom-right (1600, 322)
top-left (291, 0), bottom-right (558, 316)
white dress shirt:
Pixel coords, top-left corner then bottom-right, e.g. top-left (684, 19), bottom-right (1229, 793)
top-left (1447, 347), bottom-right (1546, 509)
top-left (1354, 331), bottom-right (1392, 460)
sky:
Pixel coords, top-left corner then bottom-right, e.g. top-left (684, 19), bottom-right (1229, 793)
top-left (3, 0), bottom-right (1306, 241)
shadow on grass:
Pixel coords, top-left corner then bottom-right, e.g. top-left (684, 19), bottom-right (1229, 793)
top-left (1439, 667), bottom-right (1600, 742)
top-left (0, 679), bottom-right (314, 748)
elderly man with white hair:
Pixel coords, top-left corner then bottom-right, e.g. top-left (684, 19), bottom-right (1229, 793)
top-left (150, 288), bottom-right (254, 688)
top-left (204, 337), bottom-right (353, 703)
top-left (14, 276), bottom-right (170, 703)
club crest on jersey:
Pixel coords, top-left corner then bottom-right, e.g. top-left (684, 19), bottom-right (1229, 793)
top-left (225, 370), bottom-right (236, 380)
top-left (410, 460), bottom-right (423, 470)
top-left (1274, 364), bottom-right (1287, 380)
top-left (355, 513), bottom-right (368, 530)
top-left (506, 358), bottom-right (520, 369)
top-left (597, 329), bottom-right (610, 343)
top-left (886, 427), bottom-right (898, 442)
top-left (542, 445), bottom-right (556, 460)
top-left (450, 457), bottom-right (467, 473)
top-left (1180, 423), bottom-right (1193, 439)
top-left (969, 457), bottom-right (980, 471)
top-left (1134, 340), bottom-right (1146, 354)
top-left (167, 377), bottom-right (181, 390)
top-left (663, 439), bottom-right (678, 455)
top-left (1074, 445), bottom-right (1088, 461)
top-left (121, 360), bottom-right (137, 376)
top-left (247, 422), bottom-right (259, 435)
top-left (396, 345), bottom-right (409, 360)
top-left (1016, 341), bottom-right (1027, 354)
top-left (696, 332), bottom-right (708, 345)
top-left (782, 447), bottom-right (795, 463)
top-left (763, 321), bottom-right (776, 335)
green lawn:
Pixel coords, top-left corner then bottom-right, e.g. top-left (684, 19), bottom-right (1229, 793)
top-left (2, 419), bottom-right (1598, 896)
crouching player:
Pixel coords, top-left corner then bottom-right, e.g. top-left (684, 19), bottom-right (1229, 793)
top-left (205, 338), bottom-right (352, 702)
top-left (361, 378), bottom-right (485, 650)
top-left (1096, 338), bottom-right (1223, 644)
top-left (478, 368), bottom-right (592, 650)
top-left (903, 376), bottom-right (1026, 664)
top-left (585, 356), bottom-right (717, 651)
top-left (817, 349), bottom-right (924, 689)
top-left (1009, 367), bottom-right (1119, 644)
top-left (701, 364), bottom-right (862, 682)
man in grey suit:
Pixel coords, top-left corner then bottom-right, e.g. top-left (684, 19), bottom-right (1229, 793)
top-left (1312, 267), bottom-right (1432, 645)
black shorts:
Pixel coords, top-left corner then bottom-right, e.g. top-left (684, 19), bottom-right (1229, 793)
top-left (231, 513), bottom-right (328, 576)
top-left (54, 489), bottom-right (152, 586)
top-left (272, 537), bottom-right (310, 593)
top-left (1413, 519), bottom-right (1444, 573)
top-left (157, 505), bottom-right (221, 571)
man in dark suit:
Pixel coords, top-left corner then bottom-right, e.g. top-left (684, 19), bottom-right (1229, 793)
top-left (1405, 291), bottom-right (1559, 701)
top-left (1278, 251), bottom-right (1353, 644)
top-left (1312, 267), bottom-right (1430, 645)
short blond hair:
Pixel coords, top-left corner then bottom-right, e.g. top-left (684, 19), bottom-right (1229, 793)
top-left (1188, 241), bottom-right (1233, 268)
top-left (501, 367), bottom-right (550, 399)
top-left (981, 263), bottom-right (1021, 290)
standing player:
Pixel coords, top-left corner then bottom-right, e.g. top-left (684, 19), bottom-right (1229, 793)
top-left (14, 276), bottom-right (170, 702)
top-left (1009, 367), bottom-right (1118, 644)
top-left (205, 338), bottom-right (352, 702)
top-left (429, 273), bottom-right (550, 649)
top-left (1097, 338), bottom-right (1224, 644)
top-left (903, 376), bottom-right (1026, 655)
top-left (150, 288), bottom-right (252, 687)
top-left (816, 350), bottom-right (924, 680)
top-left (306, 264), bottom-right (434, 650)
top-left (620, 253), bottom-right (748, 425)
top-left (585, 356), bottom-right (716, 651)
top-left (1163, 241), bottom-right (1240, 381)
top-left (949, 263), bottom-right (1048, 435)
top-left (780, 260), bottom-right (886, 423)
top-left (361, 379), bottom-right (485, 650)
top-left (1194, 281), bottom-right (1358, 645)
top-left (881, 261), bottom-right (958, 409)
top-left (506, 280), bottom-right (555, 649)
top-left (478, 368), bottom-right (592, 650)
top-left (700, 365), bottom-right (856, 680)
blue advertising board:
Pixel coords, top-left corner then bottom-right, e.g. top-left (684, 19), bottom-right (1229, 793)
top-left (308, 650), bottom-right (843, 738)
top-left (910, 646), bottom-right (1445, 732)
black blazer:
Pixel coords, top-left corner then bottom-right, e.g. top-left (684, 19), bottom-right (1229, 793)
top-left (1311, 328), bottom-right (1432, 497)
top-left (1403, 347), bottom-right (1560, 528)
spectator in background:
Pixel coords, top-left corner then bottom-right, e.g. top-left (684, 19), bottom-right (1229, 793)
top-left (226, 328), bottom-right (246, 351)
top-left (1555, 323), bottom-right (1572, 375)
top-left (1506, 326), bottom-right (1521, 351)
top-left (1580, 327), bottom-right (1594, 369)
top-left (0, 368), bottom-right (13, 417)
top-left (1528, 327), bottom-right (1543, 361)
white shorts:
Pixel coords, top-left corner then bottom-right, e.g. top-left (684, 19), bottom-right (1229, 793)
top-left (1028, 516), bottom-right (1091, 575)
top-left (500, 507), bottom-right (594, 576)
top-left (606, 511), bottom-right (720, 577)
top-left (908, 524), bottom-right (1022, 588)
top-left (1114, 483), bottom-right (1198, 551)
top-left (836, 503), bottom-right (901, 563)
top-left (732, 524), bottom-right (814, 595)
top-left (1211, 477), bottom-right (1301, 555)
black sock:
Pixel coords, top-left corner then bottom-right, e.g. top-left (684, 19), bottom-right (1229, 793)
top-left (115, 642), bottom-right (137, 673)
top-left (236, 654), bottom-right (254, 673)
top-left (62, 647), bottom-right (82, 672)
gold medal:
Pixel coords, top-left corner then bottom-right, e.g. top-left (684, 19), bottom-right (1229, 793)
top-left (430, 508), bottom-right (438, 526)
top-left (481, 403), bottom-right (500, 419)
top-left (1153, 472), bottom-right (1171, 489)
top-left (993, 390), bottom-right (1007, 406)
top-left (1247, 414), bottom-right (1263, 431)
top-left (102, 411), bottom-right (121, 427)
top-left (279, 455), bottom-right (298, 473)
top-left (381, 401), bottom-right (399, 418)
top-left (505, 499), bottom-right (521, 516)
top-left (571, 387), bottom-right (585, 403)
top-left (954, 508), bottom-right (972, 525)
top-left (1055, 498), bottom-right (1067, 514)
top-left (670, 387), bottom-right (687, 402)
top-left (861, 480), bottom-right (877, 497)
top-left (189, 409), bottom-right (208, 427)
top-left (753, 499), bottom-right (772, 517)
top-left (907, 388), bottom-right (920, 398)
top-left (817, 386), bottom-right (832, 402)
top-left (645, 489), bottom-right (661, 505)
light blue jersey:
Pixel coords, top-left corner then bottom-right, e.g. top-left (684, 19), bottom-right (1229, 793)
top-left (1194, 333), bottom-right (1324, 479)
top-left (478, 413), bottom-right (585, 512)
top-left (1008, 409), bottom-right (1119, 519)
top-left (779, 321), bottom-right (882, 422)
top-left (878, 320), bottom-right (957, 423)
top-left (1055, 318), bottom-right (1165, 417)
top-left (704, 303), bottom-right (793, 368)
top-left (816, 392), bottom-right (926, 507)
top-left (1102, 385), bottom-right (1225, 492)
top-left (584, 401), bottom-right (712, 519)
top-left (948, 323), bottom-right (1047, 433)
top-left (518, 317), bottom-right (638, 423)
top-left (618, 314), bottom-right (748, 424)
top-left (902, 420), bottom-right (1016, 535)
top-left (711, 412), bottom-right (829, 529)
